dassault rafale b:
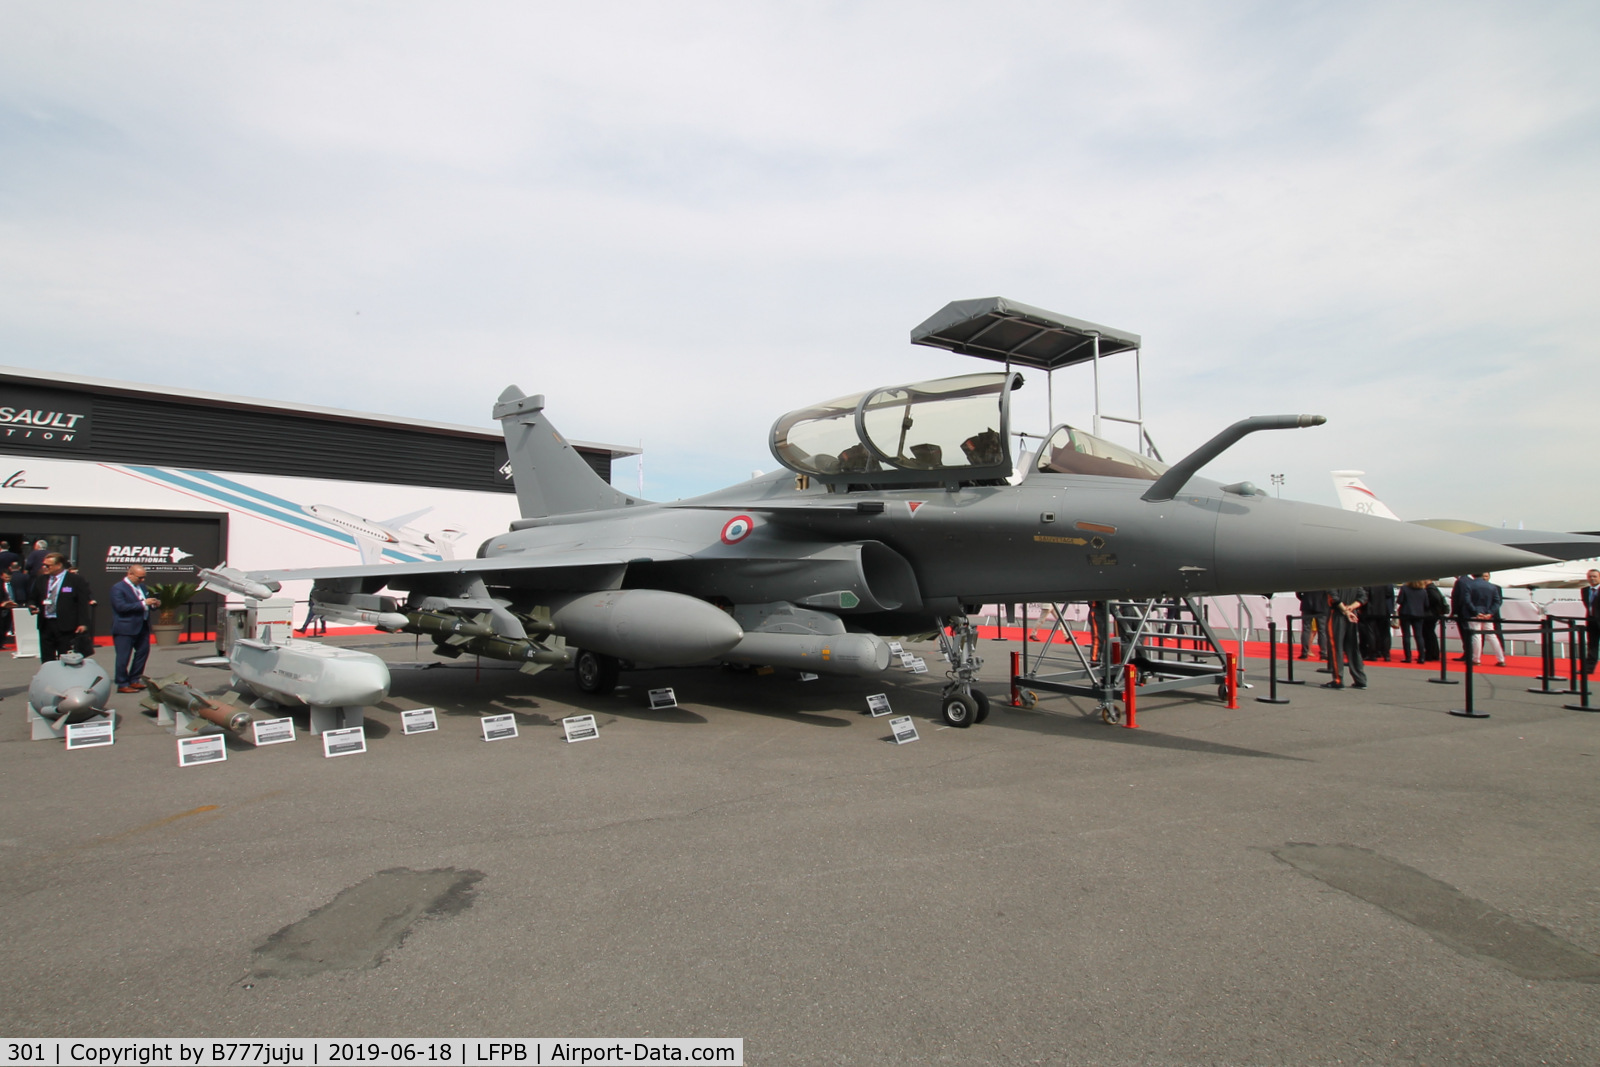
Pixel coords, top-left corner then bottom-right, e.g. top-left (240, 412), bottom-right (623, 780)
top-left (201, 308), bottom-right (1556, 728)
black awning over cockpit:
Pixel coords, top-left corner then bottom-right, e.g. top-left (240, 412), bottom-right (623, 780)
top-left (910, 297), bottom-right (1140, 370)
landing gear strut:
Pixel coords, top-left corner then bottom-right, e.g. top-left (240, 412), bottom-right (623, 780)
top-left (936, 615), bottom-right (988, 727)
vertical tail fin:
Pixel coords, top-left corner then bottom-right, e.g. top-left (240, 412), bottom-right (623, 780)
top-left (1330, 470), bottom-right (1401, 521)
top-left (494, 386), bottom-right (644, 519)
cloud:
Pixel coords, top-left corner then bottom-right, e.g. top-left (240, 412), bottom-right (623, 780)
top-left (0, 1), bottom-right (1595, 523)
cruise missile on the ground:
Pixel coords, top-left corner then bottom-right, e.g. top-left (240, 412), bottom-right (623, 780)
top-left (228, 637), bottom-right (391, 734)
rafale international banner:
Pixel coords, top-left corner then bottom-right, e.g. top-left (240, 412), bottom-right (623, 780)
top-left (0, 387), bottom-right (92, 450)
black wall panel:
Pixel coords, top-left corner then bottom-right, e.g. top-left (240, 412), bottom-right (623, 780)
top-left (0, 380), bottom-right (613, 490)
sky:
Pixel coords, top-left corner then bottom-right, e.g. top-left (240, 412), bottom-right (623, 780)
top-left (2, 1), bottom-right (1596, 526)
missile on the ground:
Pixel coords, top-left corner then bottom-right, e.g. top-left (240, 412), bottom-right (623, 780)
top-left (549, 589), bottom-right (744, 664)
top-left (141, 673), bottom-right (252, 734)
top-left (198, 566), bottom-right (280, 602)
top-left (27, 653), bottom-right (112, 739)
top-left (230, 637), bottom-right (391, 735)
top-left (229, 637), bottom-right (391, 709)
top-left (720, 631), bottom-right (892, 677)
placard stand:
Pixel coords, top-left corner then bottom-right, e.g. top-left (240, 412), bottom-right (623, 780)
top-left (28, 706), bottom-right (113, 742)
top-left (308, 705), bottom-right (365, 735)
top-left (10, 608), bottom-right (39, 660)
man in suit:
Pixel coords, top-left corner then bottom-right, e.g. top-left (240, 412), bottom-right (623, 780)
top-left (23, 539), bottom-right (48, 578)
top-left (1582, 569), bottom-right (1600, 675)
top-left (1298, 590), bottom-right (1332, 662)
top-left (1451, 573), bottom-right (1502, 666)
top-left (0, 542), bottom-right (14, 649)
top-left (110, 563), bottom-right (160, 692)
top-left (1323, 587), bottom-right (1369, 689)
top-left (28, 552), bottom-right (92, 663)
top-left (1362, 584), bottom-right (1396, 661)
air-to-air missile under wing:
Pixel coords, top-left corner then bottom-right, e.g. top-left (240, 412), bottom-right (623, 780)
top-left (199, 365), bottom-right (1551, 728)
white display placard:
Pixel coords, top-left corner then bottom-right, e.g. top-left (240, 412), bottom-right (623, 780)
top-left (648, 687), bottom-right (678, 709)
top-left (797, 672), bottom-right (818, 682)
top-left (177, 734), bottom-right (227, 766)
top-left (866, 693), bottom-right (892, 717)
top-left (10, 607), bottom-right (39, 659)
top-left (252, 717), bottom-right (295, 746)
top-left (65, 719), bottom-right (114, 749)
top-left (321, 726), bottom-right (366, 757)
top-left (481, 713), bottom-right (518, 741)
top-left (401, 707), bottom-right (439, 734)
top-left (889, 716), bottom-right (920, 744)
top-left (888, 641), bottom-right (904, 657)
top-left (898, 652), bottom-right (915, 667)
top-left (908, 657), bottom-right (929, 674)
top-left (563, 714), bottom-right (599, 743)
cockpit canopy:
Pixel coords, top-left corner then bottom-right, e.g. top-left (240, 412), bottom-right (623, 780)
top-left (770, 372), bottom-right (1018, 487)
top-left (1034, 424), bottom-right (1167, 481)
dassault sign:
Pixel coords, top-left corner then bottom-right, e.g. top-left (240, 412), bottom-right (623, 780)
top-left (0, 388), bottom-right (92, 450)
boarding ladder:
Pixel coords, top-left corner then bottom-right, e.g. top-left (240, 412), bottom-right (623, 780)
top-left (1013, 597), bottom-right (1235, 720)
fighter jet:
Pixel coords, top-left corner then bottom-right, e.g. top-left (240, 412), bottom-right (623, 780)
top-left (199, 366), bottom-right (1553, 728)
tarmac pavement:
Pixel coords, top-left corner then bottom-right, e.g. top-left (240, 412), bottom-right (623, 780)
top-left (2, 633), bottom-right (1598, 1065)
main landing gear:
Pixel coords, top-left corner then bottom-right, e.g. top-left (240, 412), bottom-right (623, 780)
top-left (936, 615), bottom-right (990, 728)
top-left (573, 649), bottom-right (620, 695)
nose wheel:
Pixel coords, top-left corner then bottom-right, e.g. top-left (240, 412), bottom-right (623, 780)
top-left (936, 615), bottom-right (990, 727)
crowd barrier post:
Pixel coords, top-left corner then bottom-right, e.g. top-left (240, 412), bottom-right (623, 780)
top-left (1284, 614), bottom-right (1305, 686)
top-left (1565, 619), bottom-right (1581, 695)
top-left (1564, 623), bottom-right (1595, 712)
top-left (1428, 617), bottom-right (1459, 686)
top-left (1225, 652), bottom-right (1239, 709)
top-left (1448, 645), bottom-right (1489, 719)
top-left (1257, 619), bottom-right (1290, 705)
top-left (1528, 616), bottom-right (1556, 694)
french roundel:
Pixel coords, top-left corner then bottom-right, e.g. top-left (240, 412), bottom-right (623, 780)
top-left (720, 514), bottom-right (754, 544)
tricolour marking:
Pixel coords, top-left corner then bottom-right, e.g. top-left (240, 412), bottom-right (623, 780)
top-left (720, 514), bottom-right (754, 544)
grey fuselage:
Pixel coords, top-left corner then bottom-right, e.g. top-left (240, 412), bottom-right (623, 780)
top-left (476, 467), bottom-right (1543, 630)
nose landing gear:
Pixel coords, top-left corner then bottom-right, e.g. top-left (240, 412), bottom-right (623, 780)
top-left (937, 615), bottom-right (990, 727)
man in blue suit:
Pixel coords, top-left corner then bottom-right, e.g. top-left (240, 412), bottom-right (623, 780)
top-left (110, 563), bottom-right (160, 692)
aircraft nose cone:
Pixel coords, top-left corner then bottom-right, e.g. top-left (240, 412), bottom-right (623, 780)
top-left (1216, 500), bottom-right (1554, 592)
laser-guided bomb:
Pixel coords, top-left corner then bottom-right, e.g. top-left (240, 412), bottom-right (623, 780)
top-left (141, 673), bottom-right (252, 736)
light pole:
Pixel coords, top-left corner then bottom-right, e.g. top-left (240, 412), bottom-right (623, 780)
top-left (1270, 473), bottom-right (1285, 499)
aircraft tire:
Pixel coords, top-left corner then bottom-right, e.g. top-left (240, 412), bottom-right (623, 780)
top-left (972, 689), bottom-right (991, 723)
top-left (941, 692), bottom-right (978, 728)
top-left (574, 649), bottom-right (620, 694)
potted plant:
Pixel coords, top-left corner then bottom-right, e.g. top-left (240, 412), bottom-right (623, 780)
top-left (147, 581), bottom-right (200, 646)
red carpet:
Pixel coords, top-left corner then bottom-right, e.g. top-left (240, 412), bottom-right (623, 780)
top-left (977, 625), bottom-right (1575, 680)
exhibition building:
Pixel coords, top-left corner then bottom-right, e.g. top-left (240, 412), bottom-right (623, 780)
top-left (0, 366), bottom-right (636, 638)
